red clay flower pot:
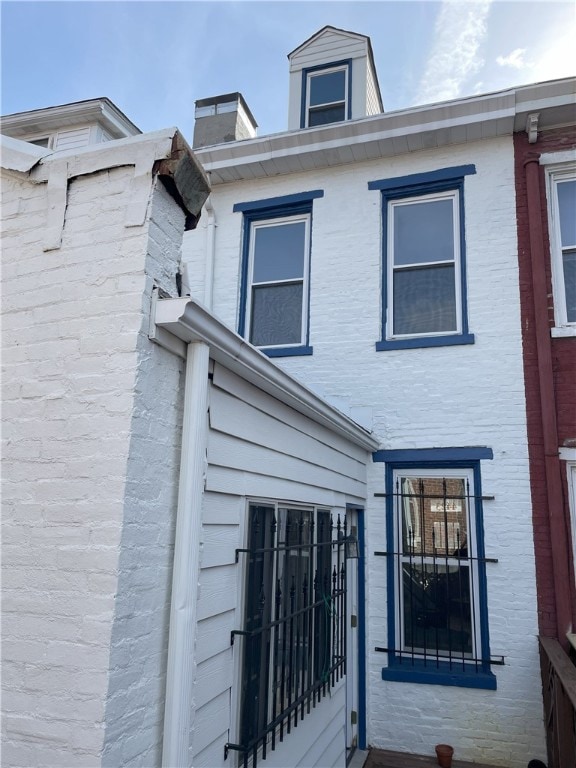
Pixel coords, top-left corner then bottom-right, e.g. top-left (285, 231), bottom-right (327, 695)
top-left (435, 743), bottom-right (454, 768)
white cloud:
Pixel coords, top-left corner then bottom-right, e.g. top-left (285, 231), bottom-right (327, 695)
top-left (496, 48), bottom-right (530, 70)
top-left (415, 0), bottom-right (493, 105)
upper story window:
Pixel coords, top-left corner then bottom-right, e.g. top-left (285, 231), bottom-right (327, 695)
top-left (301, 61), bottom-right (351, 128)
top-left (369, 166), bottom-right (476, 351)
top-left (545, 163), bottom-right (576, 330)
top-left (233, 190), bottom-right (324, 357)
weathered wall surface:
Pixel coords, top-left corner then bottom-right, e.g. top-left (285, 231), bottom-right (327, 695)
top-left (184, 135), bottom-right (544, 767)
top-left (514, 127), bottom-right (576, 638)
top-left (1, 163), bottom-right (149, 766)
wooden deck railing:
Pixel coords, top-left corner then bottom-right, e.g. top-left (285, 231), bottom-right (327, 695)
top-left (539, 635), bottom-right (576, 768)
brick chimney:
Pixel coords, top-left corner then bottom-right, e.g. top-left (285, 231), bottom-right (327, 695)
top-left (193, 92), bottom-right (257, 148)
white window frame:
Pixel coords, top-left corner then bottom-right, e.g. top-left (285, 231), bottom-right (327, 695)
top-left (559, 448), bottom-right (576, 579)
top-left (543, 159), bottom-right (576, 333)
top-left (393, 467), bottom-right (482, 661)
top-left (245, 213), bottom-right (311, 349)
top-left (387, 189), bottom-right (463, 340)
top-left (305, 65), bottom-right (349, 128)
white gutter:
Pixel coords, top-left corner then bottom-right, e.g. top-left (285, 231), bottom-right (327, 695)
top-left (162, 340), bottom-right (210, 768)
top-left (153, 297), bottom-right (380, 452)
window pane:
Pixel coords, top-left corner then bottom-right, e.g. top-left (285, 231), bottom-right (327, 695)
top-left (393, 264), bottom-right (457, 335)
top-left (253, 221), bottom-right (306, 283)
top-left (558, 180), bottom-right (576, 247)
top-left (403, 563), bottom-right (472, 656)
top-left (309, 70), bottom-right (345, 106)
top-left (563, 249), bottom-right (576, 322)
top-left (400, 477), bottom-right (468, 556)
top-left (250, 283), bottom-right (303, 346)
top-left (394, 199), bottom-right (455, 265)
top-left (308, 105), bottom-right (346, 126)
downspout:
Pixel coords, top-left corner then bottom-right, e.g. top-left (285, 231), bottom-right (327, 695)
top-left (162, 340), bottom-right (210, 767)
top-left (204, 192), bottom-right (216, 310)
top-left (524, 154), bottom-right (573, 646)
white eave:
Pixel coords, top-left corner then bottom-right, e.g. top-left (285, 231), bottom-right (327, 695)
top-left (195, 78), bottom-right (575, 184)
top-left (152, 296), bottom-right (380, 452)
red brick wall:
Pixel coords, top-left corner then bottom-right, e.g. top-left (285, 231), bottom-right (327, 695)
top-left (514, 127), bottom-right (576, 637)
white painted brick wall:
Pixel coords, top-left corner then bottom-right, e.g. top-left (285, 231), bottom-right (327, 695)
top-left (184, 136), bottom-right (545, 766)
top-left (2, 162), bottom-right (185, 767)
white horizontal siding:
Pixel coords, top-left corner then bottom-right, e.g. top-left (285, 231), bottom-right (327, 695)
top-left (366, 63), bottom-right (381, 116)
top-left (53, 126), bottom-right (91, 150)
top-left (291, 31), bottom-right (367, 71)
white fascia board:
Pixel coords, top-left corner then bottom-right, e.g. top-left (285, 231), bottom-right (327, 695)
top-left (154, 297), bottom-right (380, 452)
top-left (0, 134), bottom-right (51, 172)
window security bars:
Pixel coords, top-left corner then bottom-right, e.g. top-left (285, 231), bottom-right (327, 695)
top-left (376, 476), bottom-right (500, 671)
top-left (227, 505), bottom-right (347, 767)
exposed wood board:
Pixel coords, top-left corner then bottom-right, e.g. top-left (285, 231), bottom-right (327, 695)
top-left (194, 648), bottom-right (234, 709)
top-left (191, 690), bottom-right (230, 755)
top-left (196, 611), bottom-right (236, 664)
top-left (201, 524), bottom-right (239, 568)
top-left (209, 387), bottom-right (367, 480)
top-left (212, 364), bottom-right (370, 462)
top-left (207, 430), bottom-right (367, 497)
top-left (205, 465), bottom-right (353, 508)
top-left (197, 564), bottom-right (238, 620)
top-left (202, 492), bottom-right (244, 524)
top-left (364, 749), bottom-right (504, 768)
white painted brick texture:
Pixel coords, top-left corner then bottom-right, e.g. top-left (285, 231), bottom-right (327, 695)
top-left (2, 165), bottom-right (184, 767)
top-left (183, 136), bottom-right (544, 767)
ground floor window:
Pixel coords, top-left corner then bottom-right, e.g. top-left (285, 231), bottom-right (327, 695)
top-left (230, 502), bottom-right (348, 767)
top-left (375, 451), bottom-right (497, 689)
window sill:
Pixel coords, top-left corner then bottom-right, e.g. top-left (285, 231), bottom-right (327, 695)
top-left (376, 333), bottom-right (475, 351)
top-left (551, 326), bottom-right (576, 338)
top-left (260, 345), bottom-right (313, 358)
top-left (382, 659), bottom-right (496, 690)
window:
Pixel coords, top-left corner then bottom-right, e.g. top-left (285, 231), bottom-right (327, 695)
top-left (229, 503), bottom-right (347, 767)
top-left (369, 166), bottom-right (476, 350)
top-left (546, 164), bottom-right (576, 329)
top-left (373, 447), bottom-right (497, 689)
top-left (301, 61), bottom-right (351, 128)
top-left (234, 191), bottom-right (324, 357)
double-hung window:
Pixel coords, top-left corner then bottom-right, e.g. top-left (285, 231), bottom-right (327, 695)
top-left (301, 61), bottom-right (351, 128)
top-left (369, 166), bottom-right (476, 350)
top-left (230, 502), bottom-right (347, 767)
top-left (374, 447), bottom-right (496, 689)
top-left (545, 162), bottom-right (576, 331)
top-left (234, 191), bottom-right (323, 357)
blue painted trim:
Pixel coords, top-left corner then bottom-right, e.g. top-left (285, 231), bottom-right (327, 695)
top-left (373, 447), bottom-right (494, 463)
top-left (356, 507), bottom-right (367, 751)
top-left (376, 333), bottom-right (475, 351)
top-left (372, 167), bottom-right (476, 349)
top-left (381, 454), bottom-right (495, 690)
top-left (300, 59), bottom-right (352, 129)
top-left (368, 165), bottom-right (476, 191)
top-left (261, 345), bottom-right (313, 358)
top-left (381, 663), bottom-right (497, 690)
top-left (233, 190), bottom-right (324, 214)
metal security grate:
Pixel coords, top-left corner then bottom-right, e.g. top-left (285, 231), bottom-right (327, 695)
top-left (226, 505), bottom-right (347, 767)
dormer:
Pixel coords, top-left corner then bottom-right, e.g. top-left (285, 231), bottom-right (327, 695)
top-left (0, 98), bottom-right (140, 151)
top-left (287, 25), bottom-right (383, 131)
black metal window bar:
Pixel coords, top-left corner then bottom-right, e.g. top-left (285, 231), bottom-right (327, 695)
top-left (375, 475), bottom-right (501, 671)
top-left (227, 504), bottom-right (347, 767)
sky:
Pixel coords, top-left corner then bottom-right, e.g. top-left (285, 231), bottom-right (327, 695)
top-left (1, 0), bottom-right (574, 145)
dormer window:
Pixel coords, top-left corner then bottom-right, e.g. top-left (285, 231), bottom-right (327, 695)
top-left (303, 62), bottom-right (351, 128)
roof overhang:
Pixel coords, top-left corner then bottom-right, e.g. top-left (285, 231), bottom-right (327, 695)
top-left (195, 78), bottom-right (575, 184)
top-left (151, 294), bottom-right (380, 452)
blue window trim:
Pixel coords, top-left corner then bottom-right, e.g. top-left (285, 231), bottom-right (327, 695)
top-left (378, 447), bottom-right (496, 690)
top-left (369, 166), bottom-right (476, 351)
top-left (235, 191), bottom-right (324, 357)
top-left (300, 59), bottom-right (352, 129)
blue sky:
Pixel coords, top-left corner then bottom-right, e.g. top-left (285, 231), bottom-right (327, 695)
top-left (1, 1), bottom-right (574, 144)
